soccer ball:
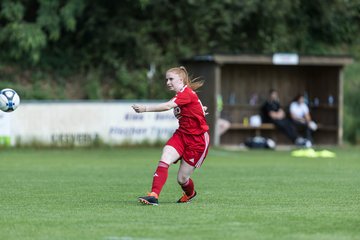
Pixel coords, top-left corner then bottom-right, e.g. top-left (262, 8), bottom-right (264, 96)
top-left (0, 88), bottom-right (20, 112)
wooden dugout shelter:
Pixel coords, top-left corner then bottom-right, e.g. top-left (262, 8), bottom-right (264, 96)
top-left (183, 54), bottom-right (353, 146)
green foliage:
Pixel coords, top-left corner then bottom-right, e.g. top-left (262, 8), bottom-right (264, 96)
top-left (0, 0), bottom-right (85, 63)
top-left (1, 1), bottom-right (24, 21)
top-left (60, 0), bottom-right (85, 32)
top-left (36, 0), bottom-right (61, 41)
top-left (84, 69), bottom-right (102, 99)
top-left (1, 0), bottom-right (360, 144)
top-left (0, 0), bottom-right (359, 101)
top-left (113, 65), bottom-right (147, 99)
top-left (0, 22), bottom-right (46, 62)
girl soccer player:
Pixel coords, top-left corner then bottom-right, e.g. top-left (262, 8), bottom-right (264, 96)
top-left (132, 66), bottom-right (210, 205)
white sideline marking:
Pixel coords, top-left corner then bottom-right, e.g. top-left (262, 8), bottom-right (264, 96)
top-left (104, 236), bottom-right (161, 240)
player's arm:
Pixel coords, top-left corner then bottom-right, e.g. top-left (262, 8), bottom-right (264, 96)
top-left (203, 105), bottom-right (209, 115)
top-left (132, 100), bottom-right (177, 113)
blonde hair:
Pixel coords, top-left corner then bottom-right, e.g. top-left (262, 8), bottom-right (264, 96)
top-left (167, 66), bottom-right (204, 90)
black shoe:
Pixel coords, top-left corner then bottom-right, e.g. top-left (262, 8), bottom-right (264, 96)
top-left (177, 191), bottom-right (197, 203)
top-left (295, 137), bottom-right (312, 148)
top-left (138, 192), bottom-right (159, 206)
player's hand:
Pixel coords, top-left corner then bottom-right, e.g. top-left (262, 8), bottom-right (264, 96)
top-left (203, 106), bottom-right (209, 115)
top-left (132, 104), bottom-right (146, 113)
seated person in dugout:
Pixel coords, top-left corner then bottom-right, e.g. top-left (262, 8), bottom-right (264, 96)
top-left (216, 94), bottom-right (231, 136)
top-left (289, 94), bottom-right (317, 143)
top-left (261, 89), bottom-right (311, 147)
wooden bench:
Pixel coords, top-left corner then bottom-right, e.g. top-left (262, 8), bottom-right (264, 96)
top-left (229, 123), bottom-right (276, 136)
top-left (230, 122), bottom-right (336, 131)
top-left (230, 123), bottom-right (276, 130)
top-left (226, 122), bottom-right (337, 144)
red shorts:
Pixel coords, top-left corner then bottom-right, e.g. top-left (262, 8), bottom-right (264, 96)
top-left (166, 130), bottom-right (210, 168)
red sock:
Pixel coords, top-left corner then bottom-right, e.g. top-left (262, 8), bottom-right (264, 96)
top-left (151, 161), bottom-right (169, 196)
top-left (181, 178), bottom-right (195, 196)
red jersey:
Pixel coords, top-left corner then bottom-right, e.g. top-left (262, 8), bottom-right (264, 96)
top-left (171, 85), bottom-right (209, 135)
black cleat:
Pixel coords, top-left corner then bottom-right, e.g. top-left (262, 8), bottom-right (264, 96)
top-left (138, 192), bottom-right (159, 206)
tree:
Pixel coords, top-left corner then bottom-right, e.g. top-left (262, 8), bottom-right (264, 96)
top-left (0, 0), bottom-right (359, 100)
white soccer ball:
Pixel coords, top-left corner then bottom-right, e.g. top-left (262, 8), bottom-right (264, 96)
top-left (0, 88), bottom-right (20, 112)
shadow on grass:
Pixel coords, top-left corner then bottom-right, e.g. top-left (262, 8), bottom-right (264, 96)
top-left (106, 200), bottom-right (194, 206)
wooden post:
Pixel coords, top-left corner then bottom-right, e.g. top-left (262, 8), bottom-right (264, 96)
top-left (214, 64), bottom-right (222, 146)
top-left (338, 67), bottom-right (344, 145)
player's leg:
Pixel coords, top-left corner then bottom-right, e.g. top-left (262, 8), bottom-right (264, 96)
top-left (176, 160), bottom-right (197, 203)
top-left (177, 159), bottom-right (195, 187)
top-left (176, 132), bottom-right (210, 203)
top-left (138, 145), bottom-right (182, 205)
top-left (150, 145), bottom-right (181, 195)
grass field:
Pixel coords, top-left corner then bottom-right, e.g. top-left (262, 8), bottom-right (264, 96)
top-left (0, 147), bottom-right (359, 240)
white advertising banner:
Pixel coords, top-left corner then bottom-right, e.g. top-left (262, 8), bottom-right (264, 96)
top-left (6, 101), bottom-right (178, 146)
top-left (0, 111), bottom-right (11, 146)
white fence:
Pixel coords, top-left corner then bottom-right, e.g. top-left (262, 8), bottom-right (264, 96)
top-left (0, 101), bottom-right (178, 146)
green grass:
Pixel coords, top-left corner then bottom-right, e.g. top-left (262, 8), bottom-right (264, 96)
top-left (0, 147), bottom-right (359, 240)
